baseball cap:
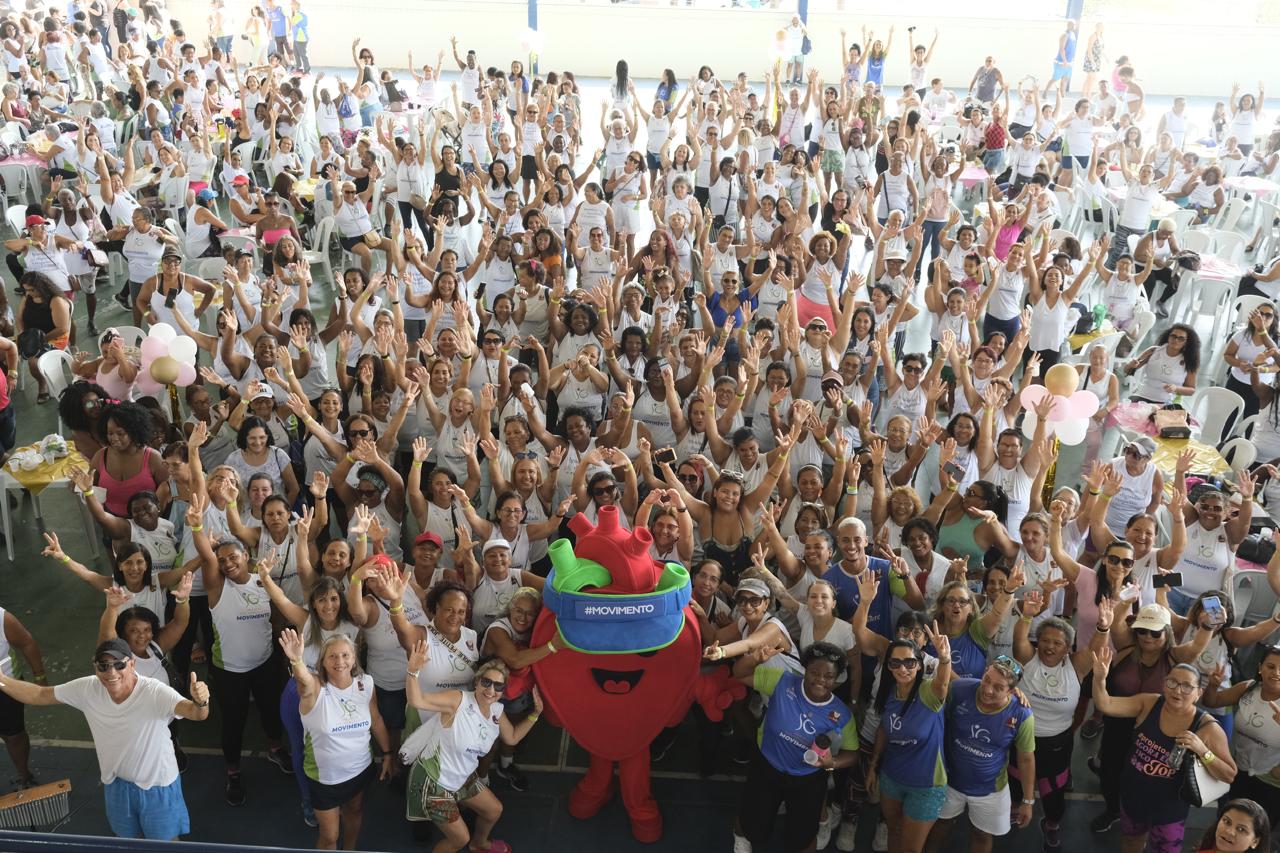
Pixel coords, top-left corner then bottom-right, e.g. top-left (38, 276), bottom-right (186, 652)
top-left (482, 538), bottom-right (511, 556)
top-left (94, 638), bottom-right (134, 662)
top-left (413, 531), bottom-right (443, 549)
top-left (250, 386), bottom-right (274, 402)
top-left (734, 578), bottom-right (771, 600)
top-left (231, 174), bottom-right (249, 186)
top-left (821, 370), bottom-right (843, 386)
top-left (25, 215), bottom-right (50, 227)
top-left (1125, 436), bottom-right (1157, 458)
top-left (196, 188), bottom-right (217, 203)
top-left (884, 249), bottom-right (909, 262)
top-left (1131, 603), bottom-right (1171, 632)
top-left (161, 247), bottom-right (184, 262)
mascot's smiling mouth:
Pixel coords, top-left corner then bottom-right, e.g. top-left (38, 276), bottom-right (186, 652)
top-left (591, 668), bottom-right (644, 695)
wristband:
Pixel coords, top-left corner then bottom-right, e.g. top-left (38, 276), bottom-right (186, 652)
top-left (1201, 750), bottom-right (1216, 765)
top-left (1088, 488), bottom-right (1101, 496)
top-left (389, 604), bottom-right (405, 614)
top-left (352, 577), bottom-right (363, 587)
top-left (226, 500), bottom-right (238, 508)
top-left (193, 700), bottom-right (209, 708)
top-left (190, 523), bottom-right (204, 532)
top-left (937, 656), bottom-right (952, 665)
top-left (289, 658), bottom-right (304, 668)
top-left (406, 670), bottom-right (420, 679)
top-left (345, 453), bottom-right (355, 463)
top-left (1100, 493), bottom-right (1112, 502)
top-left (946, 483), bottom-right (958, 492)
top-left (547, 640), bottom-right (557, 653)
top-left (175, 597), bottom-right (189, 605)
top-left (412, 460), bottom-right (423, 468)
top-left (1097, 626), bottom-right (1110, 633)
top-left (460, 354), bottom-right (472, 360)
top-left (735, 392), bottom-right (745, 399)
top-left (1021, 798), bottom-right (1035, 806)
top-left (527, 713), bottom-right (540, 723)
top-left (845, 487), bottom-right (858, 496)
top-left (314, 495), bottom-right (327, 501)
top-left (58, 555), bottom-right (71, 564)
top-left (1019, 615), bottom-right (1033, 624)
top-left (621, 406), bottom-right (631, 413)
top-left (33, 674), bottom-right (46, 683)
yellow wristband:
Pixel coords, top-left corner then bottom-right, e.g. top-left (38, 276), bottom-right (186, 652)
top-left (389, 604), bottom-right (405, 614)
top-left (289, 658), bottom-right (304, 668)
top-left (412, 461), bottom-right (423, 468)
top-left (58, 555), bottom-right (71, 564)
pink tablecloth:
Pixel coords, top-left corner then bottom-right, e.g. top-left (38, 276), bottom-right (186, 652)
top-left (1198, 254), bottom-right (1243, 283)
top-left (959, 166), bottom-right (988, 189)
top-left (1107, 400), bottom-right (1200, 436)
top-left (1224, 176), bottom-right (1280, 195)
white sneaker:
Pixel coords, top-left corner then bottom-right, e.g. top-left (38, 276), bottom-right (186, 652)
top-left (816, 820), bottom-right (833, 850)
top-left (872, 820), bottom-right (889, 852)
top-left (836, 819), bottom-right (858, 852)
top-left (733, 832), bottom-right (752, 853)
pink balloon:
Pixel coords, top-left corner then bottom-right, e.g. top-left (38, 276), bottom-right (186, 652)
top-left (1019, 385), bottom-right (1050, 410)
top-left (174, 362), bottom-right (197, 387)
top-left (135, 373), bottom-right (163, 396)
top-left (140, 337), bottom-right (167, 363)
top-left (1047, 394), bottom-right (1078, 422)
top-left (1068, 391), bottom-right (1100, 419)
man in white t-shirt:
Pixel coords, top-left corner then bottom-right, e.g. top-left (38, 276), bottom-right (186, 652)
top-left (0, 639), bottom-right (210, 840)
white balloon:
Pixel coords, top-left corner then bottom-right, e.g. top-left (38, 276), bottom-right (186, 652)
top-left (169, 336), bottom-right (198, 365)
top-left (1055, 418), bottom-right (1088, 446)
top-left (148, 323), bottom-right (176, 343)
top-left (1021, 411), bottom-right (1040, 440)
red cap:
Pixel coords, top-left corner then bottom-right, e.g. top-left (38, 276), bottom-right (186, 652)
top-left (25, 215), bottom-right (50, 227)
top-left (413, 531), bottom-right (443, 549)
top-left (231, 175), bottom-right (249, 186)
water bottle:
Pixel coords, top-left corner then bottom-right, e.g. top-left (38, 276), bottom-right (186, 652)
top-left (1091, 304), bottom-right (1107, 332)
top-left (1166, 745), bottom-right (1186, 769)
top-left (803, 734), bottom-right (832, 766)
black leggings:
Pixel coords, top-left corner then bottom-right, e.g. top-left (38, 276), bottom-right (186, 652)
top-left (1142, 266), bottom-right (1176, 304)
top-left (1009, 727), bottom-right (1073, 823)
top-left (397, 201), bottom-right (429, 239)
top-left (1098, 715), bottom-right (1135, 815)
top-left (169, 594), bottom-right (213, 683)
top-left (208, 658), bottom-right (284, 767)
top-left (738, 753), bottom-right (827, 851)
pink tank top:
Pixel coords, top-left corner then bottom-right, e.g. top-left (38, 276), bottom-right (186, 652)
top-left (96, 446), bottom-right (160, 516)
top-left (261, 227), bottom-right (290, 246)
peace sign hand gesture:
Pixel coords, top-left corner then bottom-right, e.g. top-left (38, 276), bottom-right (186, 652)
top-left (923, 620), bottom-right (950, 662)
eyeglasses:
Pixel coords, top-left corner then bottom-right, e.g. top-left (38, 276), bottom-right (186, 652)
top-left (95, 659), bottom-right (128, 672)
top-left (1167, 333), bottom-right (1187, 342)
top-left (342, 190), bottom-right (357, 196)
top-left (349, 429), bottom-right (371, 438)
top-left (591, 484), bottom-right (617, 497)
top-left (482, 338), bottom-right (503, 345)
top-left (694, 571), bottom-right (721, 582)
top-left (734, 595), bottom-right (765, 607)
top-left (722, 276), bottom-right (739, 283)
top-left (1105, 554), bottom-right (1135, 568)
top-left (678, 473), bottom-right (700, 484)
top-left (1164, 677), bottom-right (1198, 695)
top-left (477, 676), bottom-right (506, 692)
top-left (903, 366), bottom-right (925, 374)
top-left (1124, 447), bottom-right (1147, 459)
top-left (887, 658), bottom-right (919, 670)
top-left (356, 488), bottom-right (380, 498)
top-left (1133, 627), bottom-right (1164, 637)
top-left (941, 596), bottom-right (971, 607)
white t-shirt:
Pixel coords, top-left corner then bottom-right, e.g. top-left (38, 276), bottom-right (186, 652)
top-left (54, 674), bottom-right (182, 787)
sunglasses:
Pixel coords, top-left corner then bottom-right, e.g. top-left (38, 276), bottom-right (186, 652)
top-left (349, 429), bottom-right (372, 438)
top-left (357, 488), bottom-right (379, 498)
top-left (592, 484), bottom-right (617, 497)
top-left (512, 450), bottom-right (538, 460)
top-left (477, 676), bottom-right (506, 692)
top-left (903, 366), bottom-right (925, 374)
top-left (1133, 627), bottom-right (1164, 637)
top-left (1105, 554), bottom-right (1136, 568)
top-left (887, 658), bottom-right (919, 670)
top-left (1124, 447), bottom-right (1148, 459)
top-left (678, 473), bottom-right (700, 483)
top-left (482, 339), bottom-right (503, 346)
top-left (95, 659), bottom-right (128, 672)
top-left (991, 654), bottom-right (1023, 681)
top-left (734, 595), bottom-right (765, 607)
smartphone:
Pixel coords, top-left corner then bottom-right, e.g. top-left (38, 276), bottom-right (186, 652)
top-left (654, 447), bottom-right (677, 466)
top-left (1202, 595), bottom-right (1227, 628)
top-left (1152, 572), bottom-right (1183, 589)
top-left (942, 461), bottom-right (965, 482)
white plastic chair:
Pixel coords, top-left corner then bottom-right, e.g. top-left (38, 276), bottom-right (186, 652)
top-left (1220, 437), bottom-right (1257, 470)
top-left (112, 325), bottom-right (146, 348)
top-left (303, 216), bottom-right (337, 290)
top-left (5, 204), bottom-right (26, 236)
top-left (1188, 387), bottom-right (1245, 447)
top-left (1068, 331), bottom-right (1123, 366)
top-left (1129, 309), bottom-right (1157, 350)
top-left (1179, 230), bottom-right (1213, 254)
top-left (1211, 197), bottom-right (1249, 234)
top-left (1236, 414), bottom-right (1260, 441)
top-left (1232, 571), bottom-right (1280, 643)
top-left (1166, 208), bottom-right (1196, 235)
top-left (1212, 231), bottom-right (1246, 264)
top-left (34, 349), bottom-right (73, 399)
top-left (0, 163), bottom-right (30, 207)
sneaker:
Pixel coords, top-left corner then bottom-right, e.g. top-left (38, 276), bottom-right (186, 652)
top-left (493, 762), bottom-right (529, 792)
top-left (266, 747), bottom-right (293, 775)
top-left (836, 819), bottom-right (858, 852)
top-left (872, 819), bottom-right (888, 852)
top-left (302, 802), bottom-right (317, 828)
top-left (86, 320), bottom-right (98, 336)
top-left (1090, 810), bottom-right (1119, 833)
top-left (174, 746), bottom-right (188, 774)
top-left (1041, 817), bottom-right (1061, 848)
top-left (1080, 717), bottom-right (1102, 739)
top-left (816, 819), bottom-right (833, 850)
top-left (733, 833), bottom-right (752, 853)
top-left (112, 287), bottom-right (130, 309)
top-left (225, 772), bottom-right (245, 807)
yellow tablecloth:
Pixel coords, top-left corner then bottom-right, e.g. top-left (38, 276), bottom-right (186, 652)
top-left (1068, 323), bottom-right (1117, 352)
top-left (294, 178), bottom-right (318, 201)
top-left (1152, 436), bottom-right (1232, 481)
top-left (4, 443), bottom-right (89, 496)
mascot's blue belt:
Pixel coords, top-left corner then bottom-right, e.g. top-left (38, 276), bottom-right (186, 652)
top-left (541, 540), bottom-right (691, 654)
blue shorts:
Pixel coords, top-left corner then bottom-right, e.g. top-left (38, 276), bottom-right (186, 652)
top-left (645, 152), bottom-right (661, 171)
top-left (1060, 154), bottom-right (1090, 171)
top-left (1051, 62), bottom-right (1073, 82)
top-left (880, 771), bottom-right (947, 823)
top-left (104, 777), bottom-right (190, 840)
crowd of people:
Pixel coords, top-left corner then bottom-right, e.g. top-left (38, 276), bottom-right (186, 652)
top-left (0, 2), bottom-right (1278, 852)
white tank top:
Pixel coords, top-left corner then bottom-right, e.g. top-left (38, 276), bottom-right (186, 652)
top-left (1233, 685), bottom-right (1280, 777)
top-left (415, 621), bottom-right (479, 699)
top-left (1173, 521), bottom-right (1233, 596)
top-left (210, 577), bottom-right (273, 673)
top-left (1021, 655), bottom-right (1080, 737)
top-left (876, 170), bottom-right (912, 219)
top-left (419, 691), bottom-right (502, 790)
top-left (1133, 346), bottom-right (1188, 403)
top-left (472, 570), bottom-right (524, 635)
top-left (301, 674), bottom-right (374, 784)
top-left (363, 594), bottom-right (427, 690)
top-left (1028, 296), bottom-right (1069, 351)
top-left (1103, 457), bottom-right (1157, 533)
top-left (986, 266), bottom-right (1026, 321)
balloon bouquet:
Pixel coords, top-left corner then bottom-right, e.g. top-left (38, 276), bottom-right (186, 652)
top-left (136, 324), bottom-right (199, 417)
top-left (1019, 363), bottom-right (1099, 446)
